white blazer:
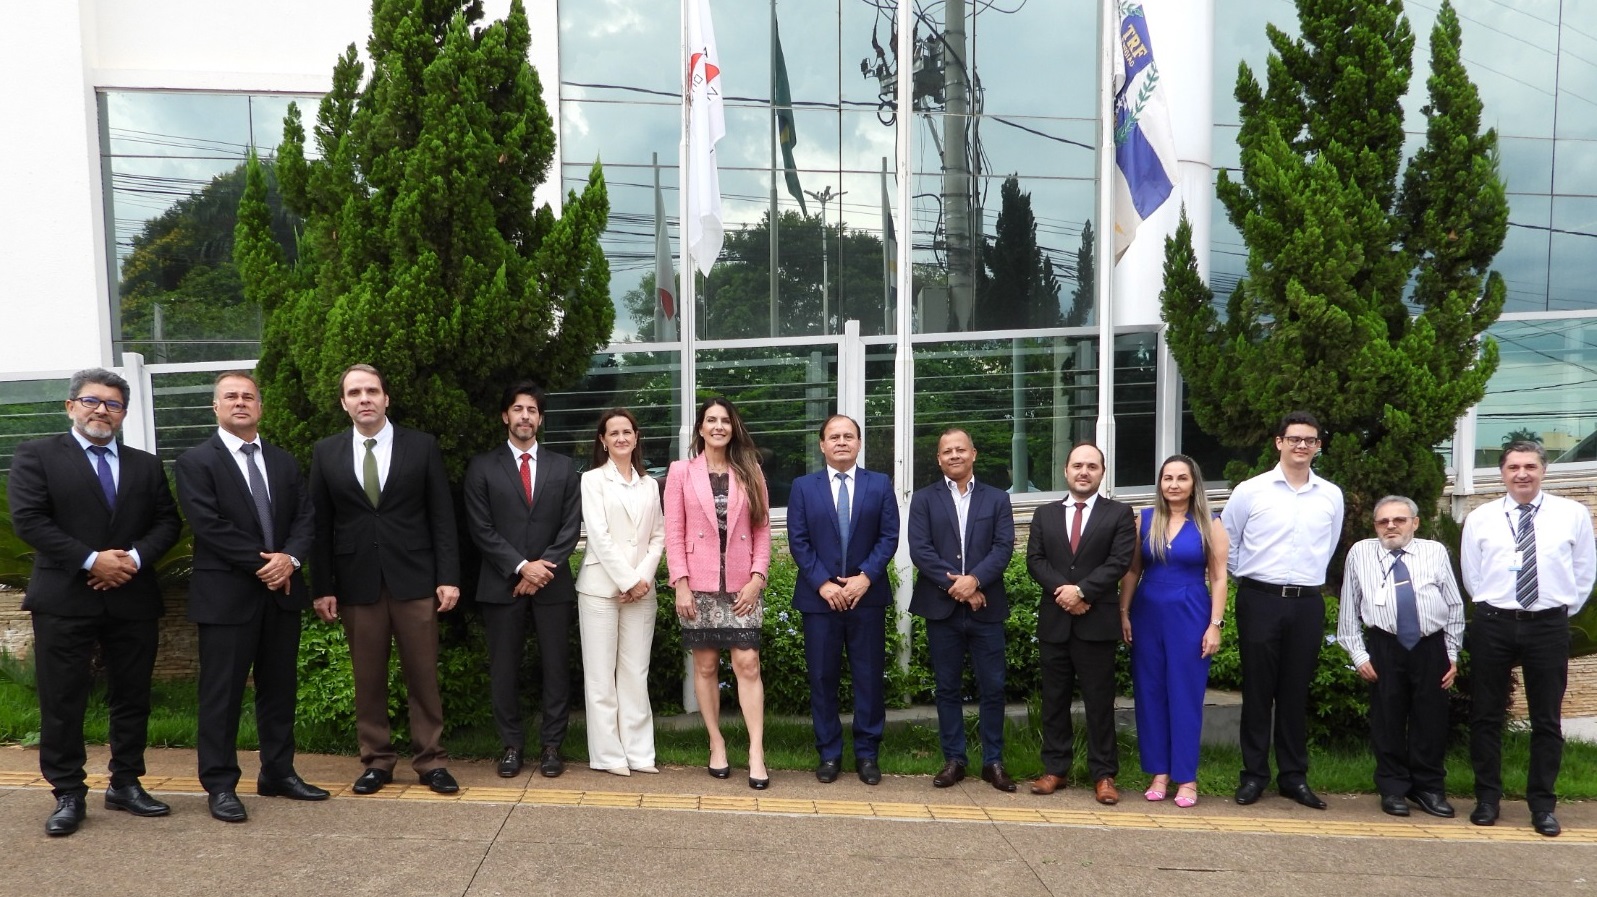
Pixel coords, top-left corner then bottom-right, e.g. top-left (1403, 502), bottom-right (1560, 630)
top-left (575, 461), bottom-right (666, 598)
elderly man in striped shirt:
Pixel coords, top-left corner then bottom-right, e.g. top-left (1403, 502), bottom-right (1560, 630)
top-left (1337, 495), bottom-right (1464, 820)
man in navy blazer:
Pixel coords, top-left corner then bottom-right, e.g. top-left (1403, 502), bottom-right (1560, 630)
top-left (309, 364), bottom-right (460, 796)
top-left (175, 371), bottom-right (328, 823)
top-left (8, 368), bottom-right (181, 836)
top-left (788, 415), bottom-right (900, 786)
top-left (907, 428), bottom-right (1016, 791)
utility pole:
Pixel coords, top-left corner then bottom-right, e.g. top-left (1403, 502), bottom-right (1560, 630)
top-left (942, 0), bottom-right (974, 331)
top-left (804, 185), bottom-right (845, 334)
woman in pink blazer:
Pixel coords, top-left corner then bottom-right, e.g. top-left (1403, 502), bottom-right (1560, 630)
top-left (664, 397), bottom-right (773, 789)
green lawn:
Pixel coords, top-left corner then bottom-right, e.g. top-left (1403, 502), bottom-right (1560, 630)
top-left (0, 675), bottom-right (1592, 800)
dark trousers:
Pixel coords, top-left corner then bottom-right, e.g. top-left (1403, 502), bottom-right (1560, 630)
top-left (925, 608), bottom-right (1007, 766)
top-left (802, 605), bottom-right (888, 762)
top-left (31, 611), bottom-right (158, 798)
top-left (342, 585), bottom-right (446, 774)
top-left (1468, 607), bottom-right (1569, 812)
top-left (1236, 585), bottom-right (1324, 788)
top-left (482, 598), bottom-right (573, 751)
top-left (196, 601), bottom-right (302, 793)
top-left (1365, 628), bottom-right (1450, 797)
top-left (1039, 636), bottom-right (1119, 781)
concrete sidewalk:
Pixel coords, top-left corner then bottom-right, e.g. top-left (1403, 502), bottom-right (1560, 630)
top-left (1, 745), bottom-right (1593, 897)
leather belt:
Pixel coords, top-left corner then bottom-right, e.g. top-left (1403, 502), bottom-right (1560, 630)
top-left (1475, 604), bottom-right (1568, 622)
top-left (1237, 576), bottom-right (1320, 599)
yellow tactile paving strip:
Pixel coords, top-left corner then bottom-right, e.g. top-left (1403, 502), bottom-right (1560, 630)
top-left (2, 771), bottom-right (1589, 843)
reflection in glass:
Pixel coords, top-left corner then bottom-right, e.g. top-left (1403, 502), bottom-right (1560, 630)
top-left (0, 379), bottom-right (71, 477)
top-left (696, 346), bottom-right (840, 507)
top-left (1474, 318), bottom-right (1597, 467)
top-left (151, 371), bottom-right (226, 472)
top-left (539, 352), bottom-right (684, 479)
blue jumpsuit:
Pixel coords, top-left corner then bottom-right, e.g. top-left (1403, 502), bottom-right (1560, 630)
top-left (1130, 509), bottom-right (1213, 782)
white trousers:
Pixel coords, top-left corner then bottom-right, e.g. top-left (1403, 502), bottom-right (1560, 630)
top-left (577, 590), bottom-right (657, 769)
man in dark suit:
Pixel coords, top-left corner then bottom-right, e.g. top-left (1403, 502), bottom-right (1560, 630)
top-left (1025, 442), bottom-right (1137, 804)
top-left (309, 364), bottom-right (460, 795)
top-left (463, 382), bottom-right (582, 779)
top-left (8, 367), bottom-right (182, 836)
top-left (174, 371), bottom-right (329, 823)
top-left (907, 428), bottom-right (1016, 791)
top-left (788, 414), bottom-right (900, 786)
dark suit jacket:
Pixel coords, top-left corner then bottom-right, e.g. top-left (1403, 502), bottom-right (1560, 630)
top-left (462, 443), bottom-right (582, 606)
top-left (308, 425), bottom-right (459, 604)
top-left (1027, 496), bottom-right (1136, 643)
top-left (8, 433), bottom-right (181, 620)
top-left (788, 466), bottom-right (899, 613)
top-left (906, 478), bottom-right (1014, 622)
top-left (175, 432), bottom-right (314, 623)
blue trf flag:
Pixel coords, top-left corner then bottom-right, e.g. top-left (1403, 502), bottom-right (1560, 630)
top-left (1111, 2), bottom-right (1178, 262)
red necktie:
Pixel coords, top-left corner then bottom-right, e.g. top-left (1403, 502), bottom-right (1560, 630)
top-left (519, 452), bottom-right (534, 505)
top-left (1069, 501), bottom-right (1084, 552)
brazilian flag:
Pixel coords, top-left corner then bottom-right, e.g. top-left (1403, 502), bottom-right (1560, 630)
top-left (774, 22), bottom-right (806, 214)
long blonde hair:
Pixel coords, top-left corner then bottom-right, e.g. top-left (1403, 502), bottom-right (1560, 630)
top-left (690, 397), bottom-right (768, 527)
top-left (1146, 454), bottom-right (1213, 565)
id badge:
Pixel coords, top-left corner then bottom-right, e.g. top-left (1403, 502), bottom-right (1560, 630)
top-left (1508, 550), bottom-right (1524, 573)
top-left (1375, 579), bottom-right (1392, 607)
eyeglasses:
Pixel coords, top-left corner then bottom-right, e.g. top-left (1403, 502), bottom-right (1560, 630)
top-left (71, 396), bottom-right (127, 414)
top-left (1375, 516), bottom-right (1412, 528)
top-left (1281, 436), bottom-right (1321, 447)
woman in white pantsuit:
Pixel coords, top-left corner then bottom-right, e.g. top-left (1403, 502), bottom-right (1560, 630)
top-left (575, 408), bottom-right (666, 775)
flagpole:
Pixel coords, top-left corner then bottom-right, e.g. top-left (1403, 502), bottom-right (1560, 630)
top-left (1096, 0), bottom-right (1118, 494)
top-left (769, 0), bottom-right (780, 338)
top-left (679, 0), bottom-right (698, 460)
top-left (890, 0), bottom-right (915, 684)
top-left (881, 156), bottom-right (892, 335)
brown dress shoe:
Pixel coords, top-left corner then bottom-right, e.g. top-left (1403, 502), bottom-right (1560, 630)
top-left (1094, 777), bottom-right (1119, 805)
top-left (1030, 773), bottom-right (1066, 795)
top-left (932, 760), bottom-right (967, 788)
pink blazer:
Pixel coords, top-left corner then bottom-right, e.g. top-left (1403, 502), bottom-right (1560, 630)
top-left (664, 455), bottom-right (772, 592)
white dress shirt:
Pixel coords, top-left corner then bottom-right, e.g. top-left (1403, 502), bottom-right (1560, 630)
top-left (827, 464), bottom-right (858, 510)
top-left (1461, 492), bottom-right (1596, 613)
top-left (1222, 464), bottom-right (1344, 586)
top-left (71, 429), bottom-right (140, 571)
top-left (945, 475), bottom-right (975, 575)
top-left (1337, 537), bottom-right (1465, 666)
top-left (1064, 492), bottom-right (1098, 535)
top-left (350, 420), bottom-right (394, 488)
top-left (509, 439), bottom-right (538, 495)
top-left (216, 426), bottom-right (270, 500)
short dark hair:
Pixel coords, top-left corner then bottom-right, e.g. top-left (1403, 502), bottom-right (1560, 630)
top-left (819, 414), bottom-right (861, 439)
top-left (1499, 440), bottom-right (1547, 468)
top-left (338, 363), bottom-right (389, 396)
top-left (499, 380), bottom-right (545, 415)
top-left (1067, 440), bottom-right (1105, 467)
top-left (69, 368), bottom-right (130, 405)
top-left (938, 426), bottom-right (972, 445)
top-left (214, 370), bottom-right (260, 395)
top-left (1276, 410), bottom-right (1323, 441)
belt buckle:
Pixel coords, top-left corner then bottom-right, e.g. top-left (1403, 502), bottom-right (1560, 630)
top-left (1281, 585), bottom-right (1301, 598)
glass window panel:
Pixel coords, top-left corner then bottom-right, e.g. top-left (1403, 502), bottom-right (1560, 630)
top-left (542, 351), bottom-right (684, 477)
top-left (1212, 0), bottom-right (1299, 126)
top-left (863, 343), bottom-right (897, 472)
top-left (559, 99), bottom-right (678, 176)
top-left (104, 92), bottom-right (253, 159)
top-left (1501, 135), bottom-right (1554, 196)
top-left (906, 0), bottom-right (1094, 119)
top-left (695, 346), bottom-right (841, 507)
top-left (0, 379), bottom-right (71, 478)
top-left (563, 159), bottom-right (680, 344)
top-left (911, 336), bottom-right (1096, 492)
top-left (1548, 196), bottom-right (1597, 310)
top-left (1433, 1), bottom-right (1559, 140)
top-left (1555, 0), bottom-right (1597, 139)
top-left (1113, 332), bottom-right (1158, 489)
top-left (150, 371), bottom-right (228, 473)
top-left (1552, 138), bottom-right (1597, 196)
top-left (1475, 317), bottom-right (1597, 467)
top-left (558, 0), bottom-right (679, 97)
top-left (1499, 194), bottom-right (1552, 313)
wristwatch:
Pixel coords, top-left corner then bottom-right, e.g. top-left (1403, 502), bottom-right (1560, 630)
top-left (1210, 618), bottom-right (1225, 629)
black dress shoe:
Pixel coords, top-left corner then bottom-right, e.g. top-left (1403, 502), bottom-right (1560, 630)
top-left (748, 775), bottom-right (770, 790)
top-left (815, 758), bottom-right (841, 783)
top-left (419, 768), bottom-right (459, 794)
top-left (1406, 790), bottom-right (1454, 818)
top-left (1532, 811), bottom-right (1561, 837)
top-left (1380, 794), bottom-right (1410, 817)
top-left (708, 763), bottom-right (731, 779)
top-left (539, 745), bottom-right (565, 778)
top-left (857, 758), bottom-right (882, 786)
top-left (932, 760), bottom-right (967, 788)
top-left (981, 763), bottom-right (1018, 793)
top-left (1279, 783), bottom-right (1327, 810)
top-left (257, 774), bottom-right (330, 801)
top-left (1234, 780), bottom-right (1265, 805)
top-left (498, 747), bottom-right (523, 778)
top-left (105, 783), bottom-right (171, 817)
top-left (1469, 801), bottom-right (1499, 826)
top-left (208, 791), bottom-right (248, 823)
top-left (45, 795), bottom-right (85, 837)
top-left (352, 768), bottom-right (393, 795)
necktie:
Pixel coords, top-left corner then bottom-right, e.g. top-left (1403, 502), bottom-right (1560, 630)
top-left (835, 472), bottom-right (852, 563)
top-left (1389, 549), bottom-right (1420, 650)
top-left (1515, 502), bottom-right (1539, 609)
top-left (520, 452), bottom-right (534, 505)
top-left (362, 438), bottom-right (381, 507)
top-left (88, 445), bottom-right (116, 509)
top-left (1069, 501), bottom-right (1085, 552)
top-left (240, 444), bottom-right (275, 549)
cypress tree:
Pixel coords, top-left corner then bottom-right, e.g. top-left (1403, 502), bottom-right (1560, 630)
top-left (1162, 0), bottom-right (1506, 545)
top-left (235, 0), bottom-right (611, 475)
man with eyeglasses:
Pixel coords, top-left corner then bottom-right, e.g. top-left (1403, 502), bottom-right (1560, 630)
top-left (1460, 440), bottom-right (1594, 837)
top-left (1336, 496), bottom-right (1464, 819)
top-left (8, 368), bottom-right (182, 836)
top-left (1221, 410), bottom-right (1344, 810)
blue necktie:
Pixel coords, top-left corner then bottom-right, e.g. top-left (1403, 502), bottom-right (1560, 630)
top-left (88, 445), bottom-right (116, 509)
top-left (835, 472), bottom-right (851, 564)
top-left (1390, 549), bottom-right (1420, 650)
